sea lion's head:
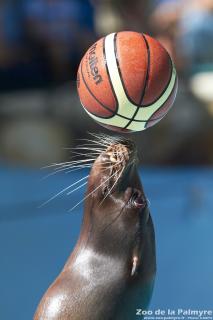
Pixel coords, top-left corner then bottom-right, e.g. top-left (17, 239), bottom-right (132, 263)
top-left (83, 135), bottom-right (152, 275)
top-left (88, 137), bottom-right (148, 214)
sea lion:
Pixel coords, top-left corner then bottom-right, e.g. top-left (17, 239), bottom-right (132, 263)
top-left (34, 135), bottom-right (156, 320)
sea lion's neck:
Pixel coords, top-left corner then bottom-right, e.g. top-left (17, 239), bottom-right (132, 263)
top-left (64, 227), bottom-right (128, 276)
top-left (80, 213), bottom-right (132, 260)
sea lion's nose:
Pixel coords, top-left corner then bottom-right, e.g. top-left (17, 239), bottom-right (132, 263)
top-left (105, 144), bottom-right (130, 164)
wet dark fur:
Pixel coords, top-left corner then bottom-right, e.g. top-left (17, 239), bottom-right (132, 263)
top-left (34, 134), bottom-right (156, 320)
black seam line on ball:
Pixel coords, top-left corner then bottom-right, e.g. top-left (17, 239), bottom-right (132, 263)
top-left (114, 32), bottom-right (148, 108)
top-left (143, 55), bottom-right (174, 107)
top-left (139, 34), bottom-right (150, 105)
top-left (133, 40), bottom-right (174, 108)
top-left (85, 105), bottom-right (166, 122)
top-left (103, 35), bottom-right (119, 115)
top-left (85, 104), bottom-right (166, 125)
top-left (144, 76), bottom-right (177, 129)
top-left (124, 34), bottom-right (150, 129)
top-left (80, 44), bottom-right (116, 120)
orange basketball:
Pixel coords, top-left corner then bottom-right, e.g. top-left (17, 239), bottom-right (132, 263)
top-left (77, 31), bottom-right (178, 132)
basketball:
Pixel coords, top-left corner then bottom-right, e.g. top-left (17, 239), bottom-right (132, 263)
top-left (77, 31), bottom-right (178, 132)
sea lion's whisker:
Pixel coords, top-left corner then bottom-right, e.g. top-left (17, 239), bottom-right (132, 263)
top-left (75, 138), bottom-right (109, 148)
top-left (100, 158), bottom-right (125, 171)
top-left (64, 147), bottom-right (103, 154)
top-left (41, 162), bottom-right (93, 179)
top-left (101, 163), bottom-right (121, 170)
top-left (74, 146), bottom-right (104, 153)
top-left (88, 132), bottom-right (111, 141)
top-left (93, 133), bottom-right (123, 145)
top-left (72, 147), bottom-right (104, 153)
top-left (99, 166), bottom-right (125, 206)
top-left (108, 164), bottom-right (125, 195)
top-left (64, 147), bottom-right (104, 154)
top-left (42, 150), bottom-right (123, 172)
top-left (64, 159), bottom-right (122, 177)
top-left (45, 166), bottom-right (91, 178)
top-left (41, 161), bottom-right (75, 169)
top-left (72, 145), bottom-right (103, 153)
top-left (66, 161), bottom-right (124, 208)
top-left (72, 143), bottom-right (104, 149)
top-left (41, 156), bottom-right (98, 180)
top-left (69, 170), bottom-right (120, 212)
top-left (67, 140), bottom-right (108, 151)
top-left (64, 149), bottom-right (101, 158)
top-left (62, 161), bottom-right (93, 170)
top-left (55, 158), bottom-right (96, 168)
top-left (71, 151), bottom-right (101, 158)
top-left (88, 134), bottom-right (120, 147)
top-left (89, 132), bottom-right (115, 141)
top-left (68, 153), bottom-right (100, 162)
top-left (50, 161), bottom-right (94, 173)
top-left (66, 181), bottom-right (88, 196)
top-left (41, 156), bottom-right (96, 170)
top-left (76, 147), bottom-right (105, 154)
top-left (61, 163), bottom-right (92, 174)
top-left (100, 156), bottom-right (136, 206)
top-left (41, 168), bottom-right (71, 180)
top-left (65, 164), bottom-right (92, 174)
top-left (47, 164), bottom-right (91, 179)
top-left (39, 174), bottom-right (89, 208)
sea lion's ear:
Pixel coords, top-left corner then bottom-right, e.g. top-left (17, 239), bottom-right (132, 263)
top-left (131, 256), bottom-right (139, 277)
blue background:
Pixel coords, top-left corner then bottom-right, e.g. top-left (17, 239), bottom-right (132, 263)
top-left (0, 166), bottom-right (213, 319)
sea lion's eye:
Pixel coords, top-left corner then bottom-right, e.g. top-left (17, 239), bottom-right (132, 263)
top-left (103, 186), bottom-right (109, 197)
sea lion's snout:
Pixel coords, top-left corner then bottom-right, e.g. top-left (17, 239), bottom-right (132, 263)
top-left (106, 142), bottom-right (132, 162)
top-left (96, 140), bottom-right (136, 194)
top-left (105, 143), bottom-right (132, 171)
top-left (98, 139), bottom-right (137, 180)
top-left (88, 137), bottom-right (146, 209)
